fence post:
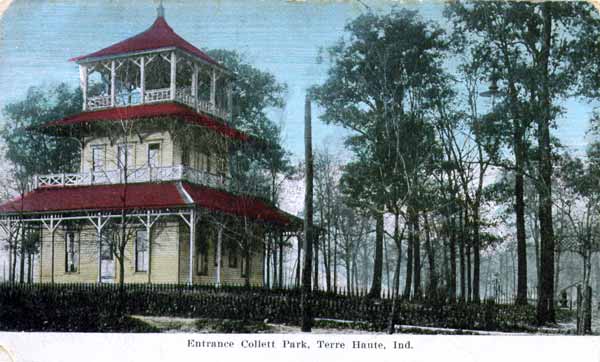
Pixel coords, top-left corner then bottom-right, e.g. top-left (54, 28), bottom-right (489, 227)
top-left (577, 285), bottom-right (582, 333)
top-left (585, 286), bottom-right (592, 334)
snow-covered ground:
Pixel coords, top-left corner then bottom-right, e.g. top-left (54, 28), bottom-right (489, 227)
top-left (131, 315), bottom-right (594, 335)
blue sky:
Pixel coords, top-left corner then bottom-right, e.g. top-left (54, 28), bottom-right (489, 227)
top-left (0, 0), bottom-right (595, 159)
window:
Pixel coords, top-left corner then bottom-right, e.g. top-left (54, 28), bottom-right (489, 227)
top-left (148, 143), bottom-right (161, 167)
top-left (101, 235), bottom-right (114, 260)
top-left (135, 230), bottom-right (149, 272)
top-left (205, 152), bottom-right (211, 173)
top-left (200, 153), bottom-right (209, 172)
top-left (241, 254), bottom-right (250, 278)
top-left (65, 229), bottom-right (79, 273)
top-left (196, 229), bottom-right (208, 276)
top-left (182, 146), bottom-right (190, 166)
top-left (213, 236), bottom-right (219, 267)
top-left (218, 157), bottom-right (228, 176)
top-left (228, 244), bottom-right (238, 268)
top-left (117, 144), bottom-right (134, 169)
top-left (92, 145), bottom-right (105, 171)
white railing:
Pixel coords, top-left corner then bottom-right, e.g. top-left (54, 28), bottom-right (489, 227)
top-left (33, 166), bottom-right (230, 191)
top-left (182, 167), bottom-right (228, 189)
top-left (36, 173), bottom-right (87, 187)
top-left (175, 87), bottom-right (195, 107)
top-left (87, 95), bottom-right (111, 110)
top-left (144, 88), bottom-right (171, 103)
top-left (175, 88), bottom-right (229, 121)
top-left (116, 91), bottom-right (142, 106)
top-left (86, 87), bottom-right (229, 121)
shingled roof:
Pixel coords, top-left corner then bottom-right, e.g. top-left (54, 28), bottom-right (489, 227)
top-left (36, 102), bottom-right (250, 142)
top-left (0, 182), bottom-right (294, 227)
top-left (70, 16), bottom-right (220, 67)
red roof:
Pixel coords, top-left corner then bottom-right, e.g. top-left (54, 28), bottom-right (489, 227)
top-left (39, 102), bottom-right (249, 142)
top-left (0, 183), bottom-right (186, 213)
top-left (0, 182), bottom-right (292, 226)
top-left (71, 16), bottom-right (219, 66)
top-left (183, 183), bottom-right (291, 226)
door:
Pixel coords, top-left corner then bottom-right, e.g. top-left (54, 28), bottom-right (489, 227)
top-left (100, 240), bottom-right (115, 283)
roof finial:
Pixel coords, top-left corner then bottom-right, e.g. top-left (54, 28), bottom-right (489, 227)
top-left (157, 0), bottom-right (165, 18)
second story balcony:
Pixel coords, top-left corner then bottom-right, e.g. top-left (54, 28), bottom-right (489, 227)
top-left (86, 86), bottom-right (229, 121)
top-left (33, 165), bottom-right (230, 191)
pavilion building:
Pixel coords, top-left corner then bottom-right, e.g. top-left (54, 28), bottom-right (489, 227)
top-left (0, 4), bottom-right (299, 285)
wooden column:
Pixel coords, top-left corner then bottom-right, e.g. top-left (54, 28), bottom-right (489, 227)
top-left (88, 215), bottom-right (108, 283)
top-left (80, 65), bottom-right (88, 111)
top-left (188, 209), bottom-right (196, 285)
top-left (41, 216), bottom-right (62, 284)
top-left (192, 63), bottom-right (199, 109)
top-left (170, 51), bottom-right (177, 101)
top-left (110, 60), bottom-right (116, 107)
top-left (210, 68), bottom-right (217, 108)
top-left (96, 227), bottom-right (102, 283)
top-left (227, 81), bottom-right (233, 121)
top-left (146, 213), bottom-right (152, 284)
top-left (140, 56), bottom-right (146, 104)
top-left (216, 224), bottom-right (223, 286)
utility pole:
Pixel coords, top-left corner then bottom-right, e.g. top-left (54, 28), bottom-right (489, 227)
top-left (301, 94), bottom-right (314, 332)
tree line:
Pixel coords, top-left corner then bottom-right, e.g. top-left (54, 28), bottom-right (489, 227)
top-left (283, 1), bottom-right (600, 327)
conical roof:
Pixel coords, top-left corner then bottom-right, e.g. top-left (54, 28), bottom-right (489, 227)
top-left (70, 16), bottom-right (220, 67)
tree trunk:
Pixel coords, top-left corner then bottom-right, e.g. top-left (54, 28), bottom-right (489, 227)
top-left (536, 2), bottom-right (556, 325)
top-left (594, 255), bottom-right (600, 304)
top-left (11, 242), bottom-right (17, 283)
top-left (387, 240), bottom-right (402, 334)
top-left (384, 236), bottom-right (391, 292)
top-left (333, 228), bottom-right (338, 292)
top-left (554, 250), bottom-right (561, 300)
top-left (424, 213), bottom-right (436, 299)
top-left (244, 248), bottom-right (251, 287)
top-left (27, 252), bottom-right (32, 283)
top-left (346, 250), bottom-right (351, 293)
top-left (19, 227), bottom-right (25, 284)
top-left (216, 225), bottom-right (223, 286)
top-left (413, 212), bottom-right (422, 300)
top-left (466, 242), bottom-right (472, 302)
top-left (8, 244), bottom-right (13, 282)
top-left (118, 248), bottom-right (125, 286)
top-left (532, 216), bottom-right (541, 300)
top-left (515, 120), bottom-right (528, 305)
top-left (368, 212), bottom-right (384, 298)
top-left (279, 234), bottom-right (284, 288)
top-left (450, 215), bottom-right (457, 302)
top-left (352, 256), bottom-right (358, 294)
top-left (325, 238), bottom-right (331, 292)
top-left (459, 209), bottom-right (466, 302)
top-left (266, 235), bottom-right (272, 288)
top-left (472, 206), bottom-right (481, 303)
top-left (313, 233), bottom-right (319, 290)
top-left (403, 218), bottom-right (414, 299)
top-left (577, 251), bottom-right (592, 335)
top-left (301, 94), bottom-right (314, 332)
top-left (443, 234), bottom-right (450, 300)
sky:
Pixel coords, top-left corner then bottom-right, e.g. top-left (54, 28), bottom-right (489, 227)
top-left (0, 0), bottom-right (596, 160)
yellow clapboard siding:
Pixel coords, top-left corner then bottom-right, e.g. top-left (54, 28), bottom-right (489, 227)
top-left (179, 222), bottom-right (264, 285)
top-left (82, 131), bottom-right (173, 172)
top-left (38, 217), bottom-right (264, 286)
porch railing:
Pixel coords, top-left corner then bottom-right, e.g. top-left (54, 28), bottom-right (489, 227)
top-left (33, 166), bottom-right (230, 191)
top-left (86, 87), bottom-right (229, 121)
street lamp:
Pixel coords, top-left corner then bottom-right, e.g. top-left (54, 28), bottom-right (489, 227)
top-left (479, 74), bottom-right (501, 105)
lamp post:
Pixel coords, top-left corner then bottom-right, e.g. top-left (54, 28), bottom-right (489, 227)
top-left (479, 75), bottom-right (501, 104)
